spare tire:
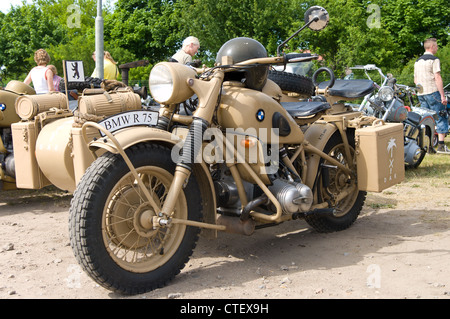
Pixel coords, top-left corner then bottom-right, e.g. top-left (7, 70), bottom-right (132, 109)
top-left (268, 70), bottom-right (314, 96)
top-left (59, 76), bottom-right (103, 91)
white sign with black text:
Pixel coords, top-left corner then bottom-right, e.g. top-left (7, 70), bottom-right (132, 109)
top-left (97, 110), bottom-right (159, 136)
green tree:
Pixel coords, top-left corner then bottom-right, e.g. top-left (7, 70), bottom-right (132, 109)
top-left (104, 0), bottom-right (182, 64)
top-left (178, 0), bottom-right (303, 62)
top-left (1, 0), bottom-right (448, 84)
top-left (381, 0), bottom-right (449, 60)
top-left (0, 3), bottom-right (65, 80)
top-left (287, 0), bottom-right (403, 77)
top-left (36, 0), bottom-right (105, 77)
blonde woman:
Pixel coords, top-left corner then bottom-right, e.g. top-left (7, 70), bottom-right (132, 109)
top-left (24, 49), bottom-right (55, 94)
top-left (91, 50), bottom-right (119, 80)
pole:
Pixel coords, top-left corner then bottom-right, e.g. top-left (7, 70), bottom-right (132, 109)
top-left (95, 0), bottom-right (104, 79)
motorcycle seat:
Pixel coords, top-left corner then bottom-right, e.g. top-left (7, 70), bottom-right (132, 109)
top-left (318, 79), bottom-right (375, 98)
top-left (281, 101), bottom-right (330, 118)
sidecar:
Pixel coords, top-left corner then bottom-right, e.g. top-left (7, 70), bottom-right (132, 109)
top-left (0, 78), bottom-right (145, 192)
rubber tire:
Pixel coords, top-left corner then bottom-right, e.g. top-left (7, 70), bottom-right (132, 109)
top-left (405, 148), bottom-right (426, 169)
top-left (69, 143), bottom-right (202, 295)
top-left (304, 131), bottom-right (366, 233)
top-left (268, 70), bottom-right (315, 96)
top-left (60, 76), bottom-right (102, 91)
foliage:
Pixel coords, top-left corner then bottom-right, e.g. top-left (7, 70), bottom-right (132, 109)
top-left (176, 0), bottom-right (302, 62)
top-left (0, 0), bottom-right (448, 84)
top-left (104, 0), bottom-right (183, 63)
top-left (0, 3), bottom-right (65, 80)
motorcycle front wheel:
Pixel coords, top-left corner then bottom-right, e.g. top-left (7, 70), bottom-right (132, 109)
top-left (69, 143), bottom-right (202, 295)
top-left (304, 131), bottom-right (366, 233)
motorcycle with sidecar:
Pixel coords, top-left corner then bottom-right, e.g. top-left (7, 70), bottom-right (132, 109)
top-left (63, 6), bottom-right (405, 294)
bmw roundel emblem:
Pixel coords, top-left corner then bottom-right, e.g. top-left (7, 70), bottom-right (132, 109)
top-left (256, 109), bottom-right (265, 122)
top-left (0, 103), bottom-right (5, 111)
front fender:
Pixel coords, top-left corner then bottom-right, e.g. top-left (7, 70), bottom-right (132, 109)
top-left (88, 126), bottom-right (181, 153)
top-left (88, 126), bottom-right (218, 238)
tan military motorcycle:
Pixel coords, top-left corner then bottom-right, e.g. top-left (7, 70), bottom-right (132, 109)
top-left (68, 6), bottom-right (405, 294)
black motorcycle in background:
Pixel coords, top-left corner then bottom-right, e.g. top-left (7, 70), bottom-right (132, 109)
top-left (352, 64), bottom-right (437, 168)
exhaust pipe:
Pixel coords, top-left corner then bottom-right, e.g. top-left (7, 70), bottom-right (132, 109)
top-left (216, 215), bottom-right (255, 236)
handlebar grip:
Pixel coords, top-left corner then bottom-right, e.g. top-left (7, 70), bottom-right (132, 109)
top-left (285, 53), bottom-right (312, 60)
top-left (312, 67), bottom-right (335, 88)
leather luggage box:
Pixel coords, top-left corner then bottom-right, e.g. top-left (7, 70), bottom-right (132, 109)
top-left (356, 122), bottom-right (404, 192)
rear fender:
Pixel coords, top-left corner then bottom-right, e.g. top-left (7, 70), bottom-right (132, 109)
top-left (419, 115), bottom-right (436, 137)
top-left (303, 122), bottom-right (339, 189)
top-left (88, 126), bottom-right (218, 238)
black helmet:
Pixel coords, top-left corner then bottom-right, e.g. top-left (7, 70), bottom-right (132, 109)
top-left (216, 37), bottom-right (268, 91)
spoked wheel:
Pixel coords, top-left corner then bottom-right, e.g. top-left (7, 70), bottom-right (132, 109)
top-left (69, 143), bottom-right (202, 295)
top-left (305, 131), bottom-right (366, 232)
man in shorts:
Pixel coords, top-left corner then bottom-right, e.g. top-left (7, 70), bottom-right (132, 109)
top-left (414, 38), bottom-right (449, 154)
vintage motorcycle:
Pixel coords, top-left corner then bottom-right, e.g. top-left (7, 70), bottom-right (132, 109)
top-left (350, 64), bottom-right (437, 168)
top-left (65, 7), bottom-right (405, 295)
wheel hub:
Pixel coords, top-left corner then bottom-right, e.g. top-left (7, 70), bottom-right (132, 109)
top-left (133, 204), bottom-right (157, 238)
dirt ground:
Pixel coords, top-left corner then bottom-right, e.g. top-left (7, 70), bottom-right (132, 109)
top-left (1, 161), bottom-right (449, 300)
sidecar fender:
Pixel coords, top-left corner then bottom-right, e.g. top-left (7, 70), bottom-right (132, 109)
top-left (88, 126), bottom-right (218, 238)
top-left (302, 121), bottom-right (339, 189)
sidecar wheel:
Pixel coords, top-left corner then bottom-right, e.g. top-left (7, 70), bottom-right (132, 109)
top-left (69, 143), bottom-right (202, 295)
top-left (305, 132), bottom-right (366, 233)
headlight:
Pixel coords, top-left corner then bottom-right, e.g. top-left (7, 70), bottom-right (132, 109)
top-left (378, 86), bottom-right (394, 102)
top-left (149, 62), bottom-right (196, 104)
top-left (149, 64), bottom-right (173, 103)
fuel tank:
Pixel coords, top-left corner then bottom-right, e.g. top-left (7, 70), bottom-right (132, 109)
top-left (216, 83), bottom-right (303, 184)
top-left (1, 81), bottom-right (36, 127)
top-left (0, 90), bottom-right (21, 127)
top-left (217, 83), bottom-right (303, 144)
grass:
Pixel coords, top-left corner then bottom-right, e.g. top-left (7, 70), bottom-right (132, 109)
top-left (404, 135), bottom-right (450, 186)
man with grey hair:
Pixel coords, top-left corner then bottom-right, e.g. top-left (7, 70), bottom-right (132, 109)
top-left (171, 36), bottom-right (200, 65)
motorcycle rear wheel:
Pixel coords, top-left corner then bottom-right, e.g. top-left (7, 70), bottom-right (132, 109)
top-left (69, 143), bottom-right (202, 294)
top-left (305, 131), bottom-right (366, 232)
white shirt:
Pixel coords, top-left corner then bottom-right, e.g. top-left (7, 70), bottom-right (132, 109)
top-left (30, 66), bottom-right (50, 94)
top-left (414, 53), bottom-right (441, 96)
